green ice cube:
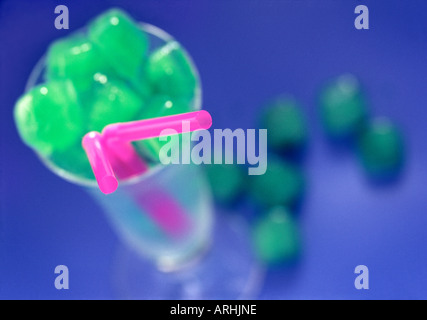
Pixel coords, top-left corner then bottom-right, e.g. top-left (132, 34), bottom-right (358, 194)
top-left (140, 95), bottom-right (190, 119)
top-left (205, 164), bottom-right (245, 205)
top-left (88, 8), bottom-right (148, 80)
top-left (320, 74), bottom-right (368, 139)
top-left (357, 118), bottom-right (404, 178)
top-left (147, 41), bottom-right (197, 101)
top-left (261, 97), bottom-right (307, 152)
top-left (14, 81), bottom-right (84, 156)
top-left (252, 207), bottom-right (300, 265)
top-left (50, 143), bottom-right (94, 180)
top-left (46, 34), bottom-right (114, 92)
top-left (248, 157), bottom-right (304, 208)
top-left (85, 73), bottom-right (144, 132)
top-left (135, 95), bottom-right (191, 161)
top-left (130, 68), bottom-right (152, 100)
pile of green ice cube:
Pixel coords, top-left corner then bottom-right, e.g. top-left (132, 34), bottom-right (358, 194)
top-left (205, 98), bottom-right (307, 266)
top-left (14, 8), bottom-right (199, 180)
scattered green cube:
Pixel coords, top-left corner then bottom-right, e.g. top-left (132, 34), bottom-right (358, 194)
top-left (357, 118), bottom-right (404, 178)
top-left (248, 157), bottom-right (304, 208)
top-left (320, 74), bottom-right (368, 139)
top-left (261, 97), bottom-right (307, 152)
top-left (205, 164), bottom-right (245, 205)
top-left (252, 206), bottom-right (300, 265)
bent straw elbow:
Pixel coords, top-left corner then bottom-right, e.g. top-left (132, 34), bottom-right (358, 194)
top-left (82, 132), bottom-right (118, 194)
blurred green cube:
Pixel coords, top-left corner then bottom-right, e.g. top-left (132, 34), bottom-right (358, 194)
top-left (46, 34), bottom-right (114, 93)
top-left (261, 97), bottom-right (307, 152)
top-left (14, 80), bottom-right (84, 156)
top-left (320, 74), bottom-right (368, 139)
top-left (357, 118), bottom-right (404, 178)
top-left (252, 207), bottom-right (300, 265)
top-left (248, 157), bottom-right (304, 208)
top-left (88, 8), bottom-right (148, 81)
top-left (147, 41), bottom-right (198, 102)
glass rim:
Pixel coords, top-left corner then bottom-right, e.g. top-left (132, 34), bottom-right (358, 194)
top-left (25, 22), bottom-right (202, 189)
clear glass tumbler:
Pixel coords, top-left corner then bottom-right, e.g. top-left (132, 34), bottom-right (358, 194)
top-left (26, 22), bottom-right (262, 299)
top-left (26, 22), bottom-right (212, 270)
top-left (90, 163), bottom-right (213, 271)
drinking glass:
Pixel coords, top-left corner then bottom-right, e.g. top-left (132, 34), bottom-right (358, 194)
top-left (25, 22), bottom-right (263, 299)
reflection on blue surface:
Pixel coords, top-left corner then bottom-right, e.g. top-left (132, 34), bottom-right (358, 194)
top-left (1, 0), bottom-right (427, 299)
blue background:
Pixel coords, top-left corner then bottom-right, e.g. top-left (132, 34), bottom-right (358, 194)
top-left (1, 0), bottom-right (427, 299)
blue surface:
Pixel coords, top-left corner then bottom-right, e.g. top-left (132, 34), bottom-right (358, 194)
top-left (1, 0), bottom-right (427, 299)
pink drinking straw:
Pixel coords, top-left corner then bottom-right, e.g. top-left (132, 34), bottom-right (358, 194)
top-left (102, 110), bottom-right (212, 143)
top-left (82, 132), bottom-right (119, 194)
top-left (82, 110), bottom-right (212, 237)
top-left (104, 139), bottom-right (148, 180)
top-left (82, 110), bottom-right (212, 193)
top-left (136, 188), bottom-right (190, 237)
